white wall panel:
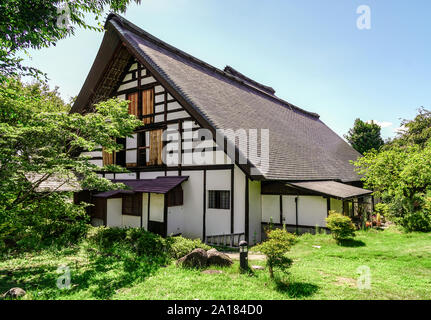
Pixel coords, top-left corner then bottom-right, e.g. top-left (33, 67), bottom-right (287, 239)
top-left (106, 198), bottom-right (122, 227)
top-left (297, 196), bottom-right (327, 227)
top-left (261, 195), bottom-right (280, 224)
top-left (282, 196), bottom-right (297, 225)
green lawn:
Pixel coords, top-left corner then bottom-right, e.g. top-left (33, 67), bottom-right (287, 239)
top-left (1, 228), bottom-right (431, 300)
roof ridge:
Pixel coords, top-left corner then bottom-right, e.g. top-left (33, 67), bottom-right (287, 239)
top-left (106, 13), bottom-right (320, 119)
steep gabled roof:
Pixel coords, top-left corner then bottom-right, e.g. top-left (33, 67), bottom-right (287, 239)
top-left (72, 14), bottom-right (362, 182)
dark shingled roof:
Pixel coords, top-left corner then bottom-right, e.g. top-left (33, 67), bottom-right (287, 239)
top-left (289, 181), bottom-right (372, 200)
top-left (72, 14), bottom-right (362, 182)
top-left (94, 176), bottom-right (189, 197)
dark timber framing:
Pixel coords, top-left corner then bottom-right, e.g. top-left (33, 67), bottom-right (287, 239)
top-left (203, 169), bottom-right (207, 241)
top-left (279, 195), bottom-right (283, 224)
top-left (245, 176), bottom-right (249, 242)
top-left (230, 167), bottom-right (235, 234)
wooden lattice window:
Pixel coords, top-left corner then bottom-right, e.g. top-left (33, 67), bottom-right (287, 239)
top-left (122, 193), bottom-right (142, 216)
top-left (142, 88), bottom-right (154, 124)
top-left (102, 148), bottom-right (115, 166)
top-left (127, 92), bottom-right (139, 117)
top-left (148, 129), bottom-right (163, 166)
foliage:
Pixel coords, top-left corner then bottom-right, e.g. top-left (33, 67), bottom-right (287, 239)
top-left (0, 78), bottom-right (141, 250)
top-left (0, 0), bottom-right (141, 80)
top-left (374, 203), bottom-right (389, 218)
top-left (391, 107), bottom-right (431, 148)
top-left (86, 227), bottom-right (211, 260)
top-left (167, 236), bottom-right (211, 259)
top-left (354, 127), bottom-right (431, 232)
top-left (344, 118), bottom-right (384, 155)
top-left (325, 212), bottom-right (356, 243)
top-left (254, 228), bottom-right (297, 279)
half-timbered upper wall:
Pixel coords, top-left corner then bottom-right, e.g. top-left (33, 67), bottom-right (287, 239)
top-left (82, 57), bottom-right (234, 170)
top-left (114, 59), bottom-right (233, 169)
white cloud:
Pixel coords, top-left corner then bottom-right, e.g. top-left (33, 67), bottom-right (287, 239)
top-left (366, 120), bottom-right (393, 128)
top-left (393, 125), bottom-right (406, 134)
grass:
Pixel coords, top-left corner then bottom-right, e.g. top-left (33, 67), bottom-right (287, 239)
top-left (1, 228), bottom-right (431, 300)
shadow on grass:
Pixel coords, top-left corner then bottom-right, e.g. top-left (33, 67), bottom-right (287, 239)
top-left (338, 239), bottom-right (366, 247)
top-left (275, 278), bottom-right (319, 298)
top-left (0, 249), bottom-right (165, 300)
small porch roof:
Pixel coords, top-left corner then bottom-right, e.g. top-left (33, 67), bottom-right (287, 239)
top-left (288, 181), bottom-right (372, 200)
top-left (94, 176), bottom-right (189, 198)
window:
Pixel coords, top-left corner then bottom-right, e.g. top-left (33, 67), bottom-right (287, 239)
top-left (167, 187), bottom-right (183, 207)
top-left (138, 129), bottom-right (163, 166)
top-left (127, 92), bottom-right (139, 117)
top-left (142, 88), bottom-right (154, 124)
top-left (122, 193), bottom-right (142, 216)
top-left (208, 190), bottom-right (230, 209)
top-left (102, 148), bottom-right (115, 166)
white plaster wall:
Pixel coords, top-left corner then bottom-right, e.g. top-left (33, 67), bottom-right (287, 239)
top-left (234, 166), bottom-right (245, 234)
top-left (330, 198), bottom-right (343, 214)
top-left (261, 195), bottom-right (280, 224)
top-left (282, 196), bottom-right (297, 225)
top-left (149, 193), bottom-right (164, 222)
top-left (140, 171), bottom-right (165, 179)
top-left (206, 170), bottom-right (231, 236)
top-left (297, 196), bottom-right (327, 227)
top-left (106, 198), bottom-right (122, 227)
top-left (142, 193), bottom-right (149, 230)
top-left (115, 173), bottom-right (136, 180)
top-left (248, 180), bottom-right (262, 244)
top-left (181, 170), bottom-right (204, 239)
top-left (122, 215), bottom-right (140, 228)
top-left (167, 205), bottom-right (184, 236)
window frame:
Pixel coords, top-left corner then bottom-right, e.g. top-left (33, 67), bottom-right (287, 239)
top-left (122, 193), bottom-right (142, 217)
top-left (208, 190), bottom-right (231, 210)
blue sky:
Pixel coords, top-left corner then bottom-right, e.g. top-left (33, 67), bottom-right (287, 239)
top-left (21, 0), bottom-right (431, 139)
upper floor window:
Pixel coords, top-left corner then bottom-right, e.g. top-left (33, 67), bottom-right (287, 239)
top-left (127, 88), bottom-right (154, 124)
top-left (137, 129), bottom-right (163, 166)
top-left (208, 190), bottom-right (230, 209)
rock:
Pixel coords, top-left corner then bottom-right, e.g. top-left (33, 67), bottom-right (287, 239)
top-left (312, 245), bottom-right (321, 249)
top-left (177, 248), bottom-right (208, 268)
top-left (3, 287), bottom-right (26, 299)
top-left (206, 248), bottom-right (233, 267)
top-left (251, 265), bottom-right (265, 270)
top-left (201, 270), bottom-right (223, 274)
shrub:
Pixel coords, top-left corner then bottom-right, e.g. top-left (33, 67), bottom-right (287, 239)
top-left (167, 236), bottom-right (211, 259)
top-left (86, 226), bottom-right (128, 250)
top-left (125, 228), bottom-right (167, 257)
top-left (326, 211), bottom-right (356, 243)
top-left (254, 227), bottom-right (297, 278)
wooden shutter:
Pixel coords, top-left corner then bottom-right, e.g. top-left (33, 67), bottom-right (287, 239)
top-left (127, 92), bottom-right (139, 117)
top-left (142, 89), bottom-right (154, 124)
top-left (148, 129), bottom-right (163, 165)
top-left (102, 148), bottom-right (115, 166)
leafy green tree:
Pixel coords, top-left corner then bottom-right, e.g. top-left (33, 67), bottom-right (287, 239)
top-left (354, 109), bottom-right (431, 231)
top-left (0, 78), bottom-right (141, 249)
top-left (0, 0), bottom-right (140, 79)
top-left (344, 119), bottom-right (384, 154)
top-left (254, 228), bottom-right (296, 279)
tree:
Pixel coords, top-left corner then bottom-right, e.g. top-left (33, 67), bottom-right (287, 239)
top-left (254, 228), bottom-right (296, 279)
top-left (344, 119), bottom-right (384, 154)
top-left (0, 78), bottom-right (141, 249)
top-left (354, 109), bottom-right (431, 232)
top-left (0, 0), bottom-right (140, 80)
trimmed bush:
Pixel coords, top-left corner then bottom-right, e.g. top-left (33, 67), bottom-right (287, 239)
top-left (326, 211), bottom-right (356, 243)
top-left (167, 236), bottom-right (211, 259)
top-left (254, 228), bottom-right (297, 278)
